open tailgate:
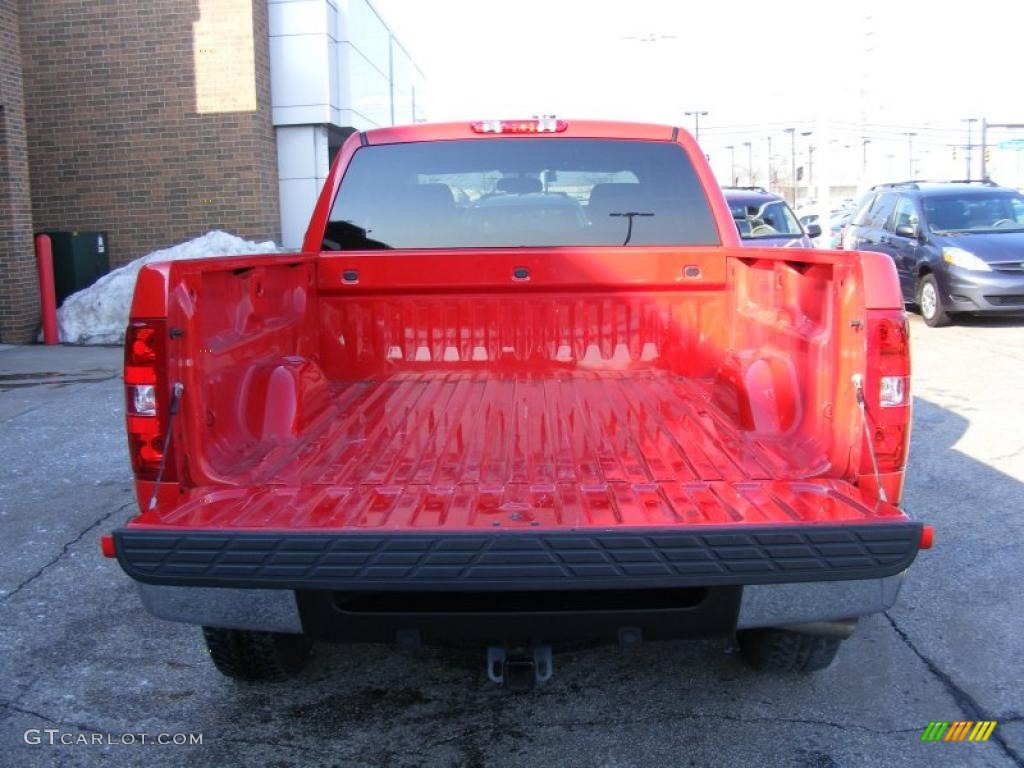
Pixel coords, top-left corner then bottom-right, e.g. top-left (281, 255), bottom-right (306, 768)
top-left (114, 476), bottom-right (921, 591)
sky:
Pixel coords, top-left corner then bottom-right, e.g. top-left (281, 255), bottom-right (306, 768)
top-left (372, 0), bottom-right (1024, 190)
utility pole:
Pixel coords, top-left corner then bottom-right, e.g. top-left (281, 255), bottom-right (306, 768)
top-left (905, 132), bottom-right (917, 177)
top-left (861, 137), bottom-right (871, 176)
top-left (800, 131), bottom-right (812, 201)
top-left (726, 145), bottom-right (735, 186)
top-left (766, 135), bottom-right (773, 187)
top-left (816, 115), bottom-right (831, 251)
top-left (784, 128), bottom-right (796, 204)
top-left (981, 118), bottom-right (987, 179)
top-left (807, 145), bottom-right (815, 190)
top-left (962, 118), bottom-right (978, 180)
top-left (685, 110), bottom-right (708, 143)
top-left (743, 141), bottom-right (753, 185)
top-left (981, 121), bottom-right (1024, 181)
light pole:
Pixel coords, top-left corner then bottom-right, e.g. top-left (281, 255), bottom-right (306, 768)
top-left (766, 135), bottom-right (773, 187)
top-left (962, 118), bottom-right (978, 180)
top-left (861, 137), bottom-right (871, 177)
top-left (685, 110), bottom-right (709, 143)
top-left (743, 141), bottom-right (753, 186)
top-left (981, 120), bottom-right (1024, 180)
top-left (905, 132), bottom-right (917, 178)
top-left (800, 131), bottom-right (813, 202)
top-left (784, 128), bottom-right (796, 203)
top-left (981, 118), bottom-right (988, 179)
top-left (726, 145), bottom-right (735, 185)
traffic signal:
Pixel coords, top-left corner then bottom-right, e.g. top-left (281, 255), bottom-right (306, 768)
top-left (952, 145), bottom-right (958, 160)
top-left (985, 147), bottom-right (992, 164)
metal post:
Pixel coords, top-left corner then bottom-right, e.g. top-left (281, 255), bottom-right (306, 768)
top-left (685, 110), bottom-right (708, 143)
top-left (962, 118), bottom-right (977, 180)
top-left (785, 128), bottom-right (796, 204)
top-left (980, 121), bottom-right (1024, 181)
top-left (767, 136), bottom-right (773, 187)
top-left (906, 132), bottom-right (917, 177)
top-left (800, 131), bottom-right (812, 203)
top-left (980, 118), bottom-right (987, 180)
top-left (727, 145), bottom-right (735, 186)
top-left (744, 141), bottom-right (753, 185)
top-left (815, 117), bottom-right (830, 250)
top-left (986, 122), bottom-right (1024, 183)
top-left (34, 234), bottom-right (58, 345)
top-left (862, 137), bottom-right (871, 177)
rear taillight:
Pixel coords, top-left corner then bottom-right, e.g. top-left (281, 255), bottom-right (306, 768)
top-left (861, 310), bottom-right (911, 473)
top-left (124, 319), bottom-right (175, 481)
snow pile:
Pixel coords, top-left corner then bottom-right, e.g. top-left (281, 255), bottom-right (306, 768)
top-left (56, 230), bottom-right (279, 345)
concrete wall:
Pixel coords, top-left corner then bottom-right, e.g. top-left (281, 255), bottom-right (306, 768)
top-left (276, 124), bottom-right (330, 247)
top-left (269, 0), bottom-right (425, 247)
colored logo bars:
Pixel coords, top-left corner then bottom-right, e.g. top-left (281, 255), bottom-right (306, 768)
top-left (921, 721), bottom-right (998, 742)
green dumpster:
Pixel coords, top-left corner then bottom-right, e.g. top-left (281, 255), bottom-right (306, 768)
top-left (41, 231), bottom-right (110, 306)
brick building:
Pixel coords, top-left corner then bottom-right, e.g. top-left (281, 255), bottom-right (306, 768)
top-left (0, 0), bottom-right (423, 343)
top-left (1, 0), bottom-right (35, 342)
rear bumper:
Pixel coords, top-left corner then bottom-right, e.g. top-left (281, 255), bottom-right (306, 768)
top-left (114, 522), bottom-right (922, 592)
top-left (135, 573), bottom-right (907, 636)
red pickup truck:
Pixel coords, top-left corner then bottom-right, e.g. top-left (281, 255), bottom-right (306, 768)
top-left (104, 119), bottom-right (929, 689)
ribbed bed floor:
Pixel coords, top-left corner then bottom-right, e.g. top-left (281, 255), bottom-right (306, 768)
top-left (149, 371), bottom-right (904, 530)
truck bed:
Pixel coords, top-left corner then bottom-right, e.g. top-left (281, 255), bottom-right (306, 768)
top-left (121, 359), bottom-right (918, 592)
top-left (115, 247), bottom-right (921, 593)
top-left (138, 369), bottom-right (899, 531)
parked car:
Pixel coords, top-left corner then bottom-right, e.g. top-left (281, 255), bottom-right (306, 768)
top-left (843, 180), bottom-right (1024, 326)
top-left (104, 120), bottom-right (926, 688)
top-left (840, 191), bottom-right (878, 251)
top-left (827, 211), bottom-right (853, 248)
top-left (801, 210), bottom-right (853, 248)
top-left (724, 187), bottom-right (820, 247)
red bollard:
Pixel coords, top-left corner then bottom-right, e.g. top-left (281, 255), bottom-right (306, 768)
top-left (35, 234), bottom-right (59, 345)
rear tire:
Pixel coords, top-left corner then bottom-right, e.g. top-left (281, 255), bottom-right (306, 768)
top-left (917, 274), bottom-right (952, 327)
top-left (736, 628), bottom-right (842, 673)
top-left (202, 626), bottom-right (310, 681)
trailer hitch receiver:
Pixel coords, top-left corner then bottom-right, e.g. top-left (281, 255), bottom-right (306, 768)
top-left (487, 646), bottom-right (553, 691)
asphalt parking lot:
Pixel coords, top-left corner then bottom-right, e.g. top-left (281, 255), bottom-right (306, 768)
top-left (1, 316), bottom-right (1023, 768)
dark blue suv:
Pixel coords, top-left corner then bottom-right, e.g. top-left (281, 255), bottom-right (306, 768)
top-left (844, 180), bottom-right (1024, 326)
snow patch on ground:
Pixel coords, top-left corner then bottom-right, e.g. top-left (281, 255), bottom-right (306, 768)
top-left (56, 230), bottom-right (279, 345)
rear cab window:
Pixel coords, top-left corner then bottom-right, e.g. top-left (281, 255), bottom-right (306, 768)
top-left (323, 139), bottom-right (721, 250)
